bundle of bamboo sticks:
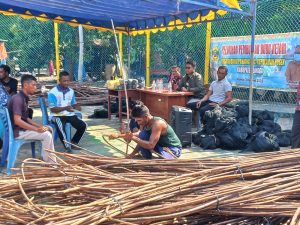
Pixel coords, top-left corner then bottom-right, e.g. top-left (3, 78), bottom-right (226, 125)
top-left (1, 149), bottom-right (300, 224)
top-left (29, 82), bottom-right (107, 107)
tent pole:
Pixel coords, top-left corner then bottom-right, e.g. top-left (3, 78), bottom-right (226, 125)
top-left (119, 33), bottom-right (123, 77)
top-left (78, 25), bottom-right (84, 82)
top-left (145, 31), bottom-right (151, 87)
top-left (249, 0), bottom-right (257, 125)
top-left (54, 22), bottom-right (60, 83)
top-left (204, 22), bottom-right (212, 85)
top-left (127, 34), bottom-right (131, 79)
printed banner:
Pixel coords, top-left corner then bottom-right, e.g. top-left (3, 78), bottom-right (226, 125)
top-left (210, 32), bottom-right (300, 89)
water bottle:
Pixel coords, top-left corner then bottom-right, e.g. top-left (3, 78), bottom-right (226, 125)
top-left (152, 80), bottom-right (156, 90)
top-left (41, 85), bottom-right (47, 94)
top-left (141, 78), bottom-right (145, 88)
top-left (168, 81), bottom-right (172, 92)
top-left (156, 79), bottom-right (159, 90)
top-left (159, 79), bottom-right (163, 91)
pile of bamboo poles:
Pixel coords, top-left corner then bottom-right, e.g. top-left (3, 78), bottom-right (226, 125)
top-left (29, 82), bottom-right (107, 107)
top-left (1, 149), bottom-right (300, 224)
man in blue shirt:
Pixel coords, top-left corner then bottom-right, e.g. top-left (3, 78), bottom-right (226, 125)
top-left (48, 71), bottom-right (87, 151)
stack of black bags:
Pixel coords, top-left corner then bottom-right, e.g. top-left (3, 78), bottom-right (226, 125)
top-left (88, 99), bottom-right (128, 119)
top-left (192, 101), bottom-right (292, 152)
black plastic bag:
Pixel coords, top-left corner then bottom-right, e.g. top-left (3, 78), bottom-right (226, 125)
top-left (199, 134), bottom-right (220, 149)
top-left (104, 102), bottom-right (118, 113)
top-left (221, 107), bottom-right (238, 118)
top-left (192, 131), bottom-right (219, 149)
top-left (258, 120), bottom-right (281, 134)
top-left (88, 108), bottom-right (108, 118)
top-left (246, 131), bottom-right (280, 152)
top-left (277, 131), bottom-right (292, 147)
top-left (192, 129), bottom-right (206, 146)
top-left (216, 132), bottom-right (240, 150)
top-left (253, 110), bottom-right (275, 124)
top-left (214, 117), bottom-right (236, 132)
top-left (261, 110), bottom-right (275, 121)
top-left (235, 103), bottom-right (249, 118)
top-left (231, 122), bottom-right (252, 140)
top-left (252, 110), bottom-right (264, 124)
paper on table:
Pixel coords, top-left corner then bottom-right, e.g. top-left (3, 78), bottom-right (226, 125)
top-left (187, 98), bottom-right (200, 105)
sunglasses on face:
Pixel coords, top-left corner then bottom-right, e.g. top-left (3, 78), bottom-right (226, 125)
top-left (185, 67), bottom-right (192, 69)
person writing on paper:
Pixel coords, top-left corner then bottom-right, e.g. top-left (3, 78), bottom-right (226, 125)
top-left (286, 45), bottom-right (300, 88)
top-left (177, 60), bottom-right (206, 110)
top-left (111, 104), bottom-right (182, 159)
top-left (48, 71), bottom-right (87, 151)
top-left (196, 66), bottom-right (233, 122)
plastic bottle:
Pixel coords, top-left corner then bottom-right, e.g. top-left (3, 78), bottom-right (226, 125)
top-left (41, 85), bottom-right (46, 94)
top-left (159, 79), bottom-right (163, 91)
top-left (152, 80), bottom-right (156, 90)
top-left (168, 81), bottom-right (172, 92)
top-left (156, 79), bottom-right (159, 90)
top-left (141, 77), bottom-right (145, 88)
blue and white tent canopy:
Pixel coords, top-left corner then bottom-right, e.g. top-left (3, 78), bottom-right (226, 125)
top-left (0, 0), bottom-right (250, 32)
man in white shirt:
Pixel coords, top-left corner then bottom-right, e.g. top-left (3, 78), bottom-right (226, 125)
top-left (48, 71), bottom-right (87, 151)
top-left (196, 66), bottom-right (233, 121)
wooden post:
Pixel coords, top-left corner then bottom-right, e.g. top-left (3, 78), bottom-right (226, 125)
top-left (78, 25), bottom-right (84, 82)
top-left (54, 22), bottom-right (60, 83)
top-left (204, 22), bottom-right (212, 85)
top-left (145, 31), bottom-right (151, 87)
top-left (119, 33), bottom-right (123, 77)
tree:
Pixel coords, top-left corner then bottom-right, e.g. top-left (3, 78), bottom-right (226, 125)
top-left (7, 17), bottom-right (54, 74)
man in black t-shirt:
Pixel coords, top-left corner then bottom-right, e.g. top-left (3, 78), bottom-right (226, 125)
top-left (0, 64), bottom-right (18, 95)
top-left (0, 64), bottom-right (33, 119)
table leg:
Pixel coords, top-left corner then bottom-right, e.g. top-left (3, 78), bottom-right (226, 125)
top-left (118, 92), bottom-right (122, 122)
top-left (108, 94), bottom-right (111, 120)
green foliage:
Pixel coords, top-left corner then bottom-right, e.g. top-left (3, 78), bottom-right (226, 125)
top-left (0, 0), bottom-right (298, 78)
top-left (0, 17), bottom-right (54, 71)
top-left (147, 0), bottom-right (300, 76)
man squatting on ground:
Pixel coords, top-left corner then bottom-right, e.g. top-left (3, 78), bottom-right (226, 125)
top-left (110, 104), bottom-right (182, 159)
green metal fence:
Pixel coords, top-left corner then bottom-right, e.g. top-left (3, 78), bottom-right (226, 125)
top-left (145, 0), bottom-right (300, 109)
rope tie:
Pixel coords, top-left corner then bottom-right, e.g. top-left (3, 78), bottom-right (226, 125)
top-left (235, 165), bottom-right (245, 181)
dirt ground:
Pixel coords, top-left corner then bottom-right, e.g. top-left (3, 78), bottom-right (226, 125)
top-left (1, 75), bottom-right (293, 174)
top-left (1, 105), bottom-right (247, 174)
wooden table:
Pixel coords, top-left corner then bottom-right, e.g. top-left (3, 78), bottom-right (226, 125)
top-left (139, 89), bottom-right (193, 122)
top-left (107, 89), bottom-right (193, 122)
top-left (107, 89), bottom-right (141, 122)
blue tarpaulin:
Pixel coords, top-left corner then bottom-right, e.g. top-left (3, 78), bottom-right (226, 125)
top-left (0, 0), bottom-right (247, 31)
